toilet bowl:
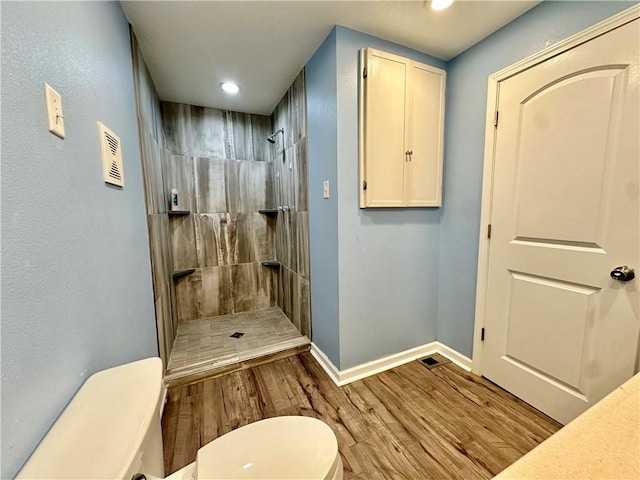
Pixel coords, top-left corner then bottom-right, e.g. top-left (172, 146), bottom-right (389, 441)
top-left (168, 416), bottom-right (343, 480)
top-left (17, 358), bottom-right (343, 480)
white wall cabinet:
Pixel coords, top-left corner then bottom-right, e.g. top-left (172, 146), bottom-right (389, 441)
top-left (359, 48), bottom-right (445, 208)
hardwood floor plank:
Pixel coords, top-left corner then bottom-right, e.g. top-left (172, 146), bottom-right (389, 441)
top-left (162, 353), bottom-right (561, 477)
top-left (379, 365), bottom-right (517, 474)
top-left (434, 363), bottom-right (560, 439)
top-left (339, 441), bottom-right (365, 479)
top-left (344, 377), bottom-right (483, 479)
top-left (280, 356), bottom-right (315, 410)
top-left (160, 387), bottom-right (181, 474)
top-left (369, 433), bottom-right (430, 480)
top-left (245, 365), bottom-right (279, 418)
top-left (343, 379), bottom-right (417, 445)
top-left (363, 373), bottom-right (493, 478)
top-left (412, 363), bottom-right (560, 471)
top-left (236, 369), bottom-right (269, 425)
top-left (348, 440), bottom-right (398, 480)
top-left (401, 364), bottom-right (538, 474)
top-left (201, 377), bottom-right (226, 444)
top-left (340, 382), bottom-right (442, 479)
top-left (348, 472), bottom-right (374, 480)
top-left (293, 353), bottom-right (360, 447)
top-left (253, 361), bottom-right (297, 413)
top-left (218, 372), bottom-right (248, 430)
top-left (170, 391), bottom-right (201, 473)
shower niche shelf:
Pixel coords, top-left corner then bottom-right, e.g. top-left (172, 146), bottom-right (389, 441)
top-left (258, 209), bottom-right (278, 216)
top-left (261, 261), bottom-right (281, 268)
top-left (172, 268), bottom-right (196, 279)
top-left (168, 210), bottom-right (190, 216)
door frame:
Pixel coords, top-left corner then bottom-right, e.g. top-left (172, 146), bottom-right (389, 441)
top-left (471, 4), bottom-right (640, 376)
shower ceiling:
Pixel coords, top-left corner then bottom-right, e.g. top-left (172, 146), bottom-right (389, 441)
top-left (121, 1), bottom-right (539, 115)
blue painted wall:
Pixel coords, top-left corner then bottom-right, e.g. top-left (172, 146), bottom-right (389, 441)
top-left (308, 3), bottom-right (635, 367)
top-left (306, 29), bottom-right (341, 366)
top-left (437, 1), bottom-right (635, 357)
top-left (335, 27), bottom-right (447, 369)
top-left (1, 2), bottom-right (158, 477)
top-left (306, 27), bottom-right (446, 369)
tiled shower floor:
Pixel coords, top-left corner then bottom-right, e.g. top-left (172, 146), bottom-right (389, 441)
top-left (166, 307), bottom-right (307, 375)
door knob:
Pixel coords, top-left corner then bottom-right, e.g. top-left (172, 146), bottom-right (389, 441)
top-left (610, 265), bottom-right (635, 281)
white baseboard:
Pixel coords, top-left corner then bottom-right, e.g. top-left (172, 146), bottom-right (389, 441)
top-left (309, 344), bottom-right (342, 385)
top-left (310, 341), bottom-right (472, 387)
top-left (436, 342), bottom-right (472, 372)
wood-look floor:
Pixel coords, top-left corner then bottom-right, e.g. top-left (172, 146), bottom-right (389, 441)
top-left (162, 353), bottom-right (561, 479)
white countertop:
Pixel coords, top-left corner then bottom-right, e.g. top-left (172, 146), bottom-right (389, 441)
top-left (494, 374), bottom-right (640, 479)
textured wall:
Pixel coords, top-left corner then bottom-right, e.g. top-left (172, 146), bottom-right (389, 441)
top-left (306, 29), bottom-right (341, 365)
top-left (132, 33), bottom-right (176, 367)
top-left (0, 2), bottom-right (158, 478)
top-left (161, 102), bottom-right (276, 322)
top-left (438, 0), bottom-right (634, 357)
top-left (271, 70), bottom-right (312, 338)
top-left (305, 27), bottom-right (446, 369)
top-left (334, 27), bottom-right (446, 370)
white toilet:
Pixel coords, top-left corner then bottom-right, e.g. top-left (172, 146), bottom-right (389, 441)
top-left (17, 358), bottom-right (343, 480)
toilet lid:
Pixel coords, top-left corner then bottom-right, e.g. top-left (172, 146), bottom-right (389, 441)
top-left (196, 416), bottom-right (340, 479)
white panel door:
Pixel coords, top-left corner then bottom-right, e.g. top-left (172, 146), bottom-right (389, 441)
top-left (484, 19), bottom-right (639, 424)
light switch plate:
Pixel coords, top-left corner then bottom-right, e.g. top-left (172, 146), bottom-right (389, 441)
top-left (44, 83), bottom-right (65, 139)
top-left (323, 180), bottom-right (330, 199)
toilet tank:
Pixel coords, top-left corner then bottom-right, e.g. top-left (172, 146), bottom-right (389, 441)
top-left (17, 358), bottom-right (165, 480)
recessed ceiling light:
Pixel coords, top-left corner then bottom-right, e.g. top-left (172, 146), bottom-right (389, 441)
top-left (220, 82), bottom-right (240, 94)
top-left (432, 0), bottom-right (454, 11)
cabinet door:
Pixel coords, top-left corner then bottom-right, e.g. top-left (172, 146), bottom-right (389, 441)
top-left (405, 62), bottom-right (445, 207)
top-left (361, 49), bottom-right (407, 207)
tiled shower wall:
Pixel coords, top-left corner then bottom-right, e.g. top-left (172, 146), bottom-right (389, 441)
top-left (272, 70), bottom-right (311, 338)
top-left (161, 102), bottom-right (278, 322)
top-left (133, 38), bottom-right (311, 348)
top-left (131, 33), bottom-right (176, 366)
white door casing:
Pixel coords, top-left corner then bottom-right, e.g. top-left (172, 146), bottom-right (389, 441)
top-left (474, 9), bottom-right (640, 425)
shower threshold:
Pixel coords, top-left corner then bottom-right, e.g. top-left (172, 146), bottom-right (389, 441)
top-left (164, 307), bottom-right (309, 387)
top-left (164, 337), bottom-right (309, 387)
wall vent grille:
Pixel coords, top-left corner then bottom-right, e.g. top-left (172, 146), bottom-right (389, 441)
top-left (97, 122), bottom-right (124, 187)
top-left (105, 132), bottom-right (119, 155)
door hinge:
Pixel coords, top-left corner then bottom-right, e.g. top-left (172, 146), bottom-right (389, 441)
top-left (363, 66), bottom-right (368, 79)
top-left (363, 180), bottom-right (367, 190)
top-left (494, 110), bottom-right (499, 127)
top-left (487, 224), bottom-right (492, 239)
top-left (481, 328), bottom-right (485, 341)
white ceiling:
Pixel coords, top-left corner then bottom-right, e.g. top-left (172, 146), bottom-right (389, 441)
top-left (122, 1), bottom-right (539, 115)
